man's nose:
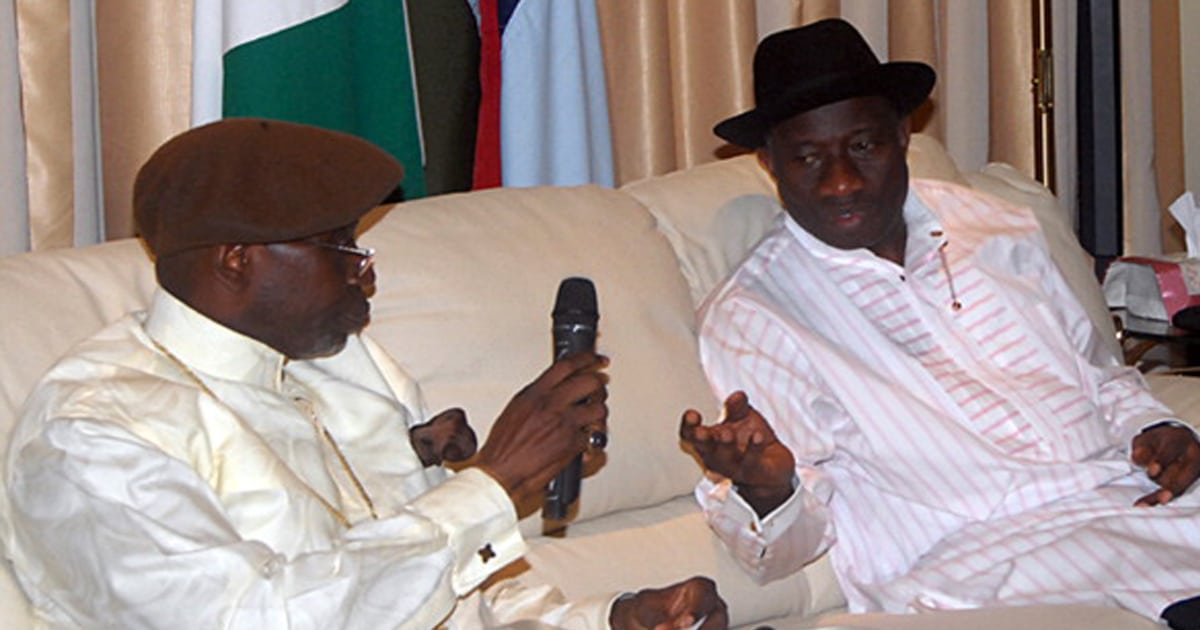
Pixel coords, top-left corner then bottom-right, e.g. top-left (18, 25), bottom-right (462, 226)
top-left (818, 154), bottom-right (864, 197)
top-left (352, 259), bottom-right (376, 289)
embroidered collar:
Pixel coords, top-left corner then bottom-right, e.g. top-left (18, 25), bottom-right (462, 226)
top-left (781, 187), bottom-right (949, 272)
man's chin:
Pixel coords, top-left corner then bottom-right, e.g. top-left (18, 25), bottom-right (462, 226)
top-left (290, 333), bottom-right (355, 361)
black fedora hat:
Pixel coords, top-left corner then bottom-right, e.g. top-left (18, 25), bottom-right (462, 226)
top-left (714, 18), bottom-right (936, 149)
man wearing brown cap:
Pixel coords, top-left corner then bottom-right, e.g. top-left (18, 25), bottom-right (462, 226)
top-left (4, 118), bottom-right (725, 629)
top-left (678, 19), bottom-right (1200, 628)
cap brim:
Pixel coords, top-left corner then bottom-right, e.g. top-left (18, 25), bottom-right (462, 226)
top-left (714, 62), bottom-right (935, 149)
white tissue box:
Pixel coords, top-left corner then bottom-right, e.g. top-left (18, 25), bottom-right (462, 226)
top-left (1103, 254), bottom-right (1200, 321)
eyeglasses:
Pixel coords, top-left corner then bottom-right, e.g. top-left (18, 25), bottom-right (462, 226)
top-left (307, 240), bottom-right (376, 277)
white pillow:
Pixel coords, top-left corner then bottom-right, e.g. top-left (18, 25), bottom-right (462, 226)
top-left (516, 497), bottom-right (837, 628)
top-left (623, 154), bottom-right (781, 307)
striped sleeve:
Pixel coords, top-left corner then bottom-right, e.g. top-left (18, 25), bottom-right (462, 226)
top-left (695, 292), bottom-right (837, 582)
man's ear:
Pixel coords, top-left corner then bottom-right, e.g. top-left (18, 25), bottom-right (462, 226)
top-left (211, 244), bottom-right (253, 291)
top-left (897, 115), bottom-right (912, 150)
top-left (756, 145), bottom-right (778, 181)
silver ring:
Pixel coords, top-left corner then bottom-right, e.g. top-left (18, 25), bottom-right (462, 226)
top-left (588, 431), bottom-right (608, 450)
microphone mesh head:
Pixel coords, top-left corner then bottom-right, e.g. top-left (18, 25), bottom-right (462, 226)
top-left (553, 277), bottom-right (598, 322)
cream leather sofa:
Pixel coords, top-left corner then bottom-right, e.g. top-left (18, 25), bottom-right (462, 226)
top-left (1, 135), bottom-right (1195, 629)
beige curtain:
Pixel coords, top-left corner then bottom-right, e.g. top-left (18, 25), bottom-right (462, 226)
top-left (0, 0), bottom-right (1187, 256)
top-left (94, 1), bottom-right (193, 243)
top-left (1121, 0), bottom-right (1188, 255)
top-left (1149, 1), bottom-right (1186, 253)
top-left (595, 0), bottom-right (1041, 185)
top-left (593, 1), bottom-right (758, 184)
top-left (3, 0), bottom-right (190, 256)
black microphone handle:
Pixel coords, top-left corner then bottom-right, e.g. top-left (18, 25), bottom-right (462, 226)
top-left (544, 324), bottom-right (594, 520)
top-left (544, 456), bottom-right (582, 521)
top-left (544, 279), bottom-right (597, 521)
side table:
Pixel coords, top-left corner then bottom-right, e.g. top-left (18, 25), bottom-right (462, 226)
top-left (1112, 309), bottom-right (1200, 374)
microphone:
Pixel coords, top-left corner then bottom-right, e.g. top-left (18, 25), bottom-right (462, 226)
top-left (544, 277), bottom-right (599, 521)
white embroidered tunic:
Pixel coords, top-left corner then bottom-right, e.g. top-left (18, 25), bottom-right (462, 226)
top-left (3, 290), bottom-right (612, 629)
top-left (696, 179), bottom-right (1200, 618)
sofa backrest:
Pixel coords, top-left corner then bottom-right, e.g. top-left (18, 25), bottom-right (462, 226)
top-left (358, 184), bottom-right (721, 536)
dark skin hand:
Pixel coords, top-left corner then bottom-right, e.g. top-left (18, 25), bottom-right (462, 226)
top-left (680, 391), bottom-right (795, 517)
top-left (471, 352), bottom-right (609, 519)
top-left (609, 576), bottom-right (728, 630)
top-left (410, 408), bottom-right (478, 467)
top-left (1131, 423), bottom-right (1200, 507)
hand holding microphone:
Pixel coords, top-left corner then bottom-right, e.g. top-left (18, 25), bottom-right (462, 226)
top-left (471, 278), bottom-right (607, 519)
top-left (545, 277), bottom-right (603, 520)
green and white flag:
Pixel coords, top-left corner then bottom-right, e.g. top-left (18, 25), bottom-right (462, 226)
top-left (192, 0), bottom-right (426, 198)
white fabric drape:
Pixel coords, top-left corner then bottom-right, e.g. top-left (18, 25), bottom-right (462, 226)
top-left (1053, 0), bottom-right (1079, 230)
top-left (68, 0), bottom-right (103, 248)
top-left (0, 0), bottom-right (30, 255)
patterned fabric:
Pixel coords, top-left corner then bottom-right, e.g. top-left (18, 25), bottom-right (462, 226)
top-left (695, 179), bottom-right (1200, 618)
top-left (3, 290), bottom-right (611, 629)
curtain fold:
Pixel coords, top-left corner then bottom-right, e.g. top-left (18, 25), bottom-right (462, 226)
top-left (69, 0), bottom-right (102, 247)
top-left (985, 0), bottom-right (1036, 175)
top-left (0, 0), bottom-right (30, 255)
top-left (1150, 0), bottom-right (1186, 253)
top-left (16, 0), bottom-right (73, 251)
top-left (94, 1), bottom-right (191, 244)
top-left (595, 0), bottom-right (757, 184)
top-left (1121, 0), bottom-right (1162, 256)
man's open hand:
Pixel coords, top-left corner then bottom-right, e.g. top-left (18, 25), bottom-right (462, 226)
top-left (680, 391), bottom-right (794, 516)
top-left (609, 576), bottom-right (727, 630)
top-left (1132, 423), bottom-right (1200, 507)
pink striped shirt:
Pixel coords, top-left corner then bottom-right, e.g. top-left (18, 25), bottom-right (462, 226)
top-left (696, 180), bottom-right (1200, 618)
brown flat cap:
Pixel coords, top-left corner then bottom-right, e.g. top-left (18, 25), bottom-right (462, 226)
top-left (134, 118), bottom-right (404, 257)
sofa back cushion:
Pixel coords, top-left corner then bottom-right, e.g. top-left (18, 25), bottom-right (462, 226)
top-left (360, 184), bottom-right (719, 535)
top-left (0, 240), bottom-right (156, 440)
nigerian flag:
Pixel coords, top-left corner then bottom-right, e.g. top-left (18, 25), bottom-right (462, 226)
top-left (192, 0), bottom-right (426, 199)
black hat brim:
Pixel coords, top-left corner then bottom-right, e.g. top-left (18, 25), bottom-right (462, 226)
top-left (714, 62), bottom-right (936, 149)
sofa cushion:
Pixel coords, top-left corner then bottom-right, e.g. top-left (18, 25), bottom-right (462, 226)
top-left (622, 154), bottom-right (780, 307)
top-left (360, 184), bottom-right (721, 536)
top-left (0, 240), bottom-right (156, 429)
top-left (1146, 374), bottom-right (1200, 429)
top-left (767, 603), bottom-right (1160, 630)
top-left (517, 495), bottom-right (840, 628)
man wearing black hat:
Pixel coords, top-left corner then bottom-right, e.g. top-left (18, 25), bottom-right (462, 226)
top-left (4, 118), bottom-right (726, 629)
top-left (678, 18), bottom-right (1200, 628)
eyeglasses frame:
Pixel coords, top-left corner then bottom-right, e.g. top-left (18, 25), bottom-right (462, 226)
top-left (306, 240), bottom-right (376, 277)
